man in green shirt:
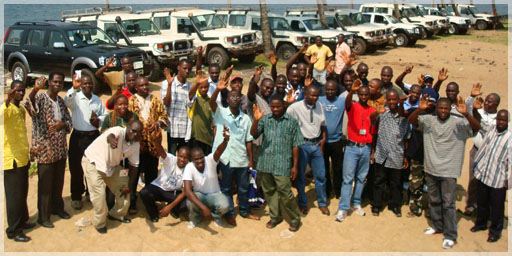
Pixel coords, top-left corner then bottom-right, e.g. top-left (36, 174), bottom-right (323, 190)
top-left (251, 94), bottom-right (304, 232)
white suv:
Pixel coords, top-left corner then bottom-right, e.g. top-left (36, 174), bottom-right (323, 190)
top-left (407, 3), bottom-right (450, 35)
top-left (214, 9), bottom-right (314, 60)
top-left (424, 7), bottom-right (471, 34)
top-left (360, 3), bottom-right (441, 38)
top-left (138, 7), bottom-right (262, 69)
top-left (446, 4), bottom-right (497, 30)
top-left (362, 13), bottom-right (423, 47)
top-left (63, 7), bottom-right (196, 81)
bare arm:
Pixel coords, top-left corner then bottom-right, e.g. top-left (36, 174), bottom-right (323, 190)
top-left (286, 43), bottom-right (308, 73)
top-left (269, 52), bottom-right (278, 82)
top-left (195, 46), bottom-right (204, 73)
top-left (246, 141), bottom-right (253, 169)
top-left (290, 146), bottom-right (299, 181)
top-left (213, 126), bottom-right (230, 162)
top-left (395, 66), bottom-right (413, 91)
top-left (163, 68), bottom-right (175, 107)
top-left (95, 57), bottom-right (116, 83)
top-left (247, 66), bottom-right (263, 102)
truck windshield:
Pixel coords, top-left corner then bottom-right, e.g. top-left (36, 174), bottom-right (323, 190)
top-left (66, 28), bottom-right (115, 47)
top-left (269, 17), bottom-right (291, 30)
top-left (192, 14), bottom-right (225, 30)
top-left (402, 8), bottom-right (418, 18)
top-left (121, 19), bottom-right (160, 36)
top-left (337, 14), bottom-right (357, 26)
top-left (469, 6), bottom-right (480, 15)
top-left (349, 13), bottom-right (370, 25)
top-left (386, 15), bottom-right (400, 24)
top-left (417, 7), bottom-right (428, 16)
top-left (303, 19), bottom-right (329, 30)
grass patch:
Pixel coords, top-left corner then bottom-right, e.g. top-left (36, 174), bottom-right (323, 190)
top-left (439, 29), bottom-right (508, 45)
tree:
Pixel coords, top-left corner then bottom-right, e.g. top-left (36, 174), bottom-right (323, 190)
top-left (451, 0), bottom-right (461, 16)
top-left (259, 0), bottom-right (274, 56)
top-left (393, 0), bottom-right (401, 20)
top-left (317, 0), bottom-right (328, 27)
top-left (491, 0), bottom-right (503, 28)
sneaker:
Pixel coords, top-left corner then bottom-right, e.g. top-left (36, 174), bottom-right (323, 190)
top-left (335, 210), bottom-right (347, 222)
top-left (424, 227), bottom-right (441, 235)
top-left (71, 200), bottom-right (83, 210)
top-left (442, 239), bottom-right (455, 249)
top-left (352, 205), bottom-right (366, 216)
top-left (187, 221), bottom-right (196, 229)
top-left (213, 217), bottom-right (222, 227)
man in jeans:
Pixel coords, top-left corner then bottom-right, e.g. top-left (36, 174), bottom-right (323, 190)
top-left (408, 96), bottom-right (480, 249)
top-left (287, 85), bottom-right (329, 216)
top-left (305, 36), bottom-right (333, 94)
top-left (335, 79), bottom-right (375, 222)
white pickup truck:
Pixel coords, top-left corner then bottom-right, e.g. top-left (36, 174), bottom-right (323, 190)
top-left (424, 7), bottom-right (471, 34)
top-left (214, 8), bottom-right (314, 61)
top-left (361, 12), bottom-right (423, 47)
top-left (406, 3), bottom-right (450, 35)
top-left (63, 6), bottom-right (196, 81)
top-left (138, 7), bottom-right (262, 69)
top-left (445, 4), bottom-right (497, 30)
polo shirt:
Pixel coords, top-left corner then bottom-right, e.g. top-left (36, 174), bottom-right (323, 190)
top-left (305, 44), bottom-right (333, 71)
top-left (64, 87), bottom-right (106, 131)
top-left (286, 101), bottom-right (326, 139)
top-left (182, 153), bottom-right (221, 194)
top-left (346, 102), bottom-right (375, 144)
top-left (1, 103), bottom-right (29, 170)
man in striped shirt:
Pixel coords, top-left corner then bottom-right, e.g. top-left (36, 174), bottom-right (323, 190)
top-left (470, 108), bottom-right (511, 243)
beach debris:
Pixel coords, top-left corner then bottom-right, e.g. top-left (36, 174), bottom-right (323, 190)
top-left (280, 229), bottom-right (294, 239)
top-left (74, 217), bottom-right (92, 227)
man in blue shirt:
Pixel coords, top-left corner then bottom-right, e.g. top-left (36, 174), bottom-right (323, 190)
top-left (318, 79), bottom-right (346, 199)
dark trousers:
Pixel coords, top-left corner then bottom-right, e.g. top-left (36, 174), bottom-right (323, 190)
top-left (167, 134), bottom-right (186, 156)
top-left (4, 162), bottom-right (29, 237)
top-left (372, 163), bottom-right (402, 209)
top-left (131, 152), bottom-right (159, 208)
top-left (323, 140), bottom-right (343, 198)
top-left (190, 139), bottom-right (212, 155)
top-left (68, 129), bottom-right (99, 201)
top-left (474, 179), bottom-right (506, 237)
top-left (37, 158), bottom-right (66, 222)
top-left (219, 162), bottom-right (251, 217)
top-left (426, 173), bottom-right (458, 241)
top-left (139, 184), bottom-right (186, 219)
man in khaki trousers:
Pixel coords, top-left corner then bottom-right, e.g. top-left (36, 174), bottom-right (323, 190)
top-left (82, 120), bottom-right (143, 234)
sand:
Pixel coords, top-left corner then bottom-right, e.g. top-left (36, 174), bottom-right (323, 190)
top-left (2, 29), bottom-right (509, 252)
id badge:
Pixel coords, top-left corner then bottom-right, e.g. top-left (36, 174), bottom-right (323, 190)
top-left (359, 129), bottom-right (367, 135)
top-left (119, 168), bottom-right (129, 177)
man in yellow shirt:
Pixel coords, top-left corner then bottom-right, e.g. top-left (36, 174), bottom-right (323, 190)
top-left (95, 56), bottom-right (134, 94)
top-left (2, 80), bottom-right (34, 242)
top-left (305, 36), bottom-right (334, 95)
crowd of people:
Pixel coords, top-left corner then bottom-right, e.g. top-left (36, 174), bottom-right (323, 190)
top-left (2, 35), bottom-right (510, 250)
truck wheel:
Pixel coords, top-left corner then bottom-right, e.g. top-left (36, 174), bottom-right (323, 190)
top-left (352, 38), bottom-right (367, 55)
top-left (11, 61), bottom-right (28, 85)
top-left (407, 39), bottom-right (418, 46)
top-left (208, 47), bottom-right (230, 69)
top-left (146, 55), bottom-right (162, 82)
top-left (394, 33), bottom-right (409, 47)
top-left (476, 20), bottom-right (488, 30)
top-left (80, 68), bottom-right (102, 95)
top-left (276, 43), bottom-right (297, 60)
top-left (238, 54), bottom-right (256, 64)
top-left (448, 24), bottom-right (459, 35)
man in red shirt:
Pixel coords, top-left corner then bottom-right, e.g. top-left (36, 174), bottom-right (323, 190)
top-left (105, 71), bottom-right (138, 110)
top-left (335, 79), bottom-right (375, 222)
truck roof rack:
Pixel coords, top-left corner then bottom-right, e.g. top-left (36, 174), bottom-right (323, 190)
top-left (213, 7), bottom-right (259, 12)
top-left (136, 6), bottom-right (199, 14)
top-left (61, 6), bottom-right (133, 19)
top-left (14, 21), bottom-right (53, 26)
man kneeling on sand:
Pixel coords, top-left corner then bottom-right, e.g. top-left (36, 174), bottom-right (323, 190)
top-left (183, 126), bottom-right (231, 228)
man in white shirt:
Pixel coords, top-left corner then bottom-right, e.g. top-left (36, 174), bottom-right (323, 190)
top-left (81, 120), bottom-right (143, 234)
top-left (183, 126), bottom-right (230, 228)
top-left (65, 74), bottom-right (107, 210)
top-left (139, 129), bottom-right (190, 222)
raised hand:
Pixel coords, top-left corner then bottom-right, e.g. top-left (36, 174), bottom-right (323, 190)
top-left (6, 88), bottom-right (16, 102)
top-left (164, 67), bottom-right (175, 85)
top-left (225, 65), bottom-right (235, 78)
top-left (195, 70), bottom-right (209, 85)
top-left (196, 46), bottom-right (204, 56)
top-left (72, 73), bottom-right (81, 89)
top-left (456, 96), bottom-right (467, 115)
top-left (399, 94), bottom-right (410, 104)
top-left (470, 83), bottom-right (483, 97)
top-left (404, 66), bottom-right (413, 74)
top-left (473, 96), bottom-right (484, 110)
top-left (286, 89), bottom-right (296, 105)
top-left (254, 64), bottom-right (264, 76)
top-left (300, 43), bottom-right (309, 53)
top-left (351, 79), bottom-right (362, 92)
top-left (417, 74), bottom-right (425, 85)
top-left (438, 67), bottom-right (449, 82)
top-left (309, 52), bottom-right (318, 64)
top-left (151, 127), bottom-right (162, 144)
top-left (217, 75), bottom-right (229, 90)
top-left (304, 74), bottom-right (313, 87)
top-left (341, 51), bottom-right (357, 67)
top-left (222, 125), bottom-right (230, 141)
top-left (34, 76), bottom-right (47, 90)
top-left (376, 104), bottom-right (386, 114)
top-left (106, 56), bottom-right (116, 68)
top-left (269, 51), bottom-right (278, 65)
top-left (418, 94), bottom-right (431, 110)
top-left (252, 104), bottom-right (265, 121)
top-left (326, 61), bottom-right (334, 73)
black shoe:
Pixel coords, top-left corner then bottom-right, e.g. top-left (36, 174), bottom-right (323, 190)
top-left (299, 206), bottom-right (309, 217)
top-left (37, 220), bottom-right (54, 228)
top-left (53, 211), bottom-right (71, 219)
top-left (392, 208), bottom-right (402, 217)
top-left (487, 235), bottom-right (500, 243)
top-left (10, 233), bottom-right (31, 242)
top-left (150, 216), bottom-right (159, 223)
top-left (371, 207), bottom-right (379, 216)
top-left (107, 215), bottom-right (131, 223)
top-left (96, 227), bottom-right (107, 234)
top-left (170, 211), bottom-right (180, 219)
top-left (22, 222), bottom-right (36, 229)
top-left (470, 225), bottom-right (488, 232)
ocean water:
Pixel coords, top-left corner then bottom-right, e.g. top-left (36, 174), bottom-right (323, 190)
top-left (3, 3), bottom-right (508, 31)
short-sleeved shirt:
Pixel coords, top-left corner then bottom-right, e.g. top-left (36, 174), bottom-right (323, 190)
top-left (334, 42), bottom-right (351, 75)
top-left (381, 83), bottom-right (405, 98)
top-left (64, 88), bottom-right (106, 131)
top-left (418, 114), bottom-right (474, 178)
top-left (255, 114), bottom-right (305, 176)
top-left (84, 126), bottom-right (140, 176)
top-left (1, 103), bottom-right (29, 170)
top-left (367, 95), bottom-right (386, 112)
top-left (374, 110), bottom-right (410, 169)
top-left (212, 106), bottom-right (253, 167)
top-left (191, 94), bottom-right (213, 146)
top-left (305, 44), bottom-right (333, 72)
top-left (151, 153), bottom-right (185, 191)
top-left (318, 96), bottom-right (346, 143)
top-left (405, 108), bottom-right (428, 162)
top-left (103, 71), bottom-right (125, 93)
top-left (247, 93), bottom-right (272, 147)
top-left (182, 153), bottom-right (220, 194)
top-left (161, 78), bottom-right (191, 138)
top-left (347, 102), bottom-right (375, 144)
top-left (286, 101), bottom-right (326, 139)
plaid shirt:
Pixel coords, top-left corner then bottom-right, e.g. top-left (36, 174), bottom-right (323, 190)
top-left (161, 78), bottom-right (190, 138)
top-left (474, 125), bottom-right (511, 189)
top-left (374, 110), bottom-right (410, 169)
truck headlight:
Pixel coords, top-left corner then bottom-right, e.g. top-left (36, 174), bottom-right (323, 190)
top-left (426, 21), bottom-right (432, 26)
top-left (366, 31), bottom-right (375, 37)
top-left (296, 36), bottom-right (308, 43)
top-left (407, 29), bottom-right (414, 34)
top-left (164, 44), bottom-right (170, 51)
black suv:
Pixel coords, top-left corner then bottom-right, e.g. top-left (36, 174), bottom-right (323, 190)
top-left (3, 21), bottom-right (146, 94)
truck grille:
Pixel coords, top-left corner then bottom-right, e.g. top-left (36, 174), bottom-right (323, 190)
top-left (439, 19), bottom-right (446, 24)
top-left (129, 54), bottom-right (144, 62)
top-left (172, 40), bottom-right (193, 56)
top-left (242, 33), bottom-right (255, 44)
top-left (465, 20), bottom-right (471, 25)
top-left (376, 30), bottom-right (384, 36)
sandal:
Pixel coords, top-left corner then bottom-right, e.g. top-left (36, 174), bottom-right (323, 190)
top-left (288, 221), bottom-right (302, 232)
top-left (265, 219), bottom-right (282, 229)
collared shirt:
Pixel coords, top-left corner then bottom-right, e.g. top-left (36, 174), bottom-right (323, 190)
top-left (152, 153), bottom-right (185, 191)
top-left (191, 94), bottom-right (213, 146)
top-left (319, 96), bottom-right (346, 143)
top-left (285, 81), bottom-right (304, 102)
top-left (25, 93), bottom-right (72, 164)
top-left (418, 114), bottom-right (474, 178)
top-left (474, 125), bottom-right (511, 189)
top-left (161, 78), bottom-right (191, 138)
top-left (334, 42), bottom-right (351, 75)
top-left (106, 88), bottom-right (133, 110)
top-left (103, 70), bottom-right (125, 93)
top-left (134, 94), bottom-right (152, 121)
top-left (347, 102), bottom-right (376, 144)
top-left (1, 103), bottom-right (29, 170)
top-left (207, 77), bottom-right (218, 97)
top-left (367, 95), bottom-right (386, 112)
top-left (255, 114), bottom-right (305, 176)
top-left (465, 96), bottom-right (497, 149)
top-left (305, 44), bottom-right (333, 71)
top-left (381, 83), bottom-right (405, 97)
top-left (403, 99), bottom-right (419, 112)
top-left (247, 93), bottom-right (272, 146)
top-left (84, 126), bottom-right (140, 176)
top-left (128, 94), bottom-right (167, 156)
top-left (374, 110), bottom-right (410, 169)
top-left (286, 101), bottom-right (326, 139)
top-left (212, 106), bottom-right (253, 167)
top-left (64, 88), bottom-right (106, 131)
